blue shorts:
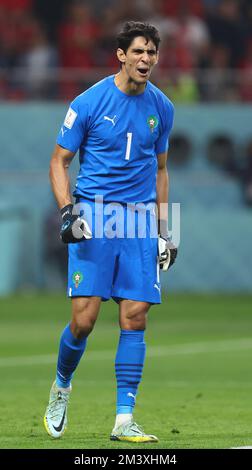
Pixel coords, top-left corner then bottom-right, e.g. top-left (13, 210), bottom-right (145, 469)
top-left (67, 200), bottom-right (161, 304)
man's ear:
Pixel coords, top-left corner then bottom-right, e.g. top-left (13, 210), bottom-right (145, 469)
top-left (155, 51), bottom-right (159, 65)
top-left (117, 48), bottom-right (126, 65)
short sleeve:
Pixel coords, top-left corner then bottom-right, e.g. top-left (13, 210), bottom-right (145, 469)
top-left (155, 100), bottom-right (174, 155)
top-left (56, 96), bottom-right (89, 153)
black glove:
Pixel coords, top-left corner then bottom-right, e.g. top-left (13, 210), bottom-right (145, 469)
top-left (60, 204), bottom-right (92, 244)
top-left (158, 219), bottom-right (178, 271)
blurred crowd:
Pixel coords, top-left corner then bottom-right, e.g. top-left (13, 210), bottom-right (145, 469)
top-left (0, 0), bottom-right (252, 101)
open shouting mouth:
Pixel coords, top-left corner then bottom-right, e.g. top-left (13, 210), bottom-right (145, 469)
top-left (137, 67), bottom-right (149, 77)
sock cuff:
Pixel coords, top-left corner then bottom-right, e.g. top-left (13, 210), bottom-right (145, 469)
top-left (120, 329), bottom-right (145, 341)
top-left (64, 323), bottom-right (87, 347)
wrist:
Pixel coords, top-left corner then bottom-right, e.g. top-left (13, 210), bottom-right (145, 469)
top-left (60, 203), bottom-right (73, 221)
top-left (158, 219), bottom-right (169, 240)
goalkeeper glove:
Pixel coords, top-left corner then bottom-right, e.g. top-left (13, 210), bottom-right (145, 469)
top-left (60, 204), bottom-right (92, 244)
top-left (158, 219), bottom-right (177, 271)
top-left (158, 236), bottom-right (177, 271)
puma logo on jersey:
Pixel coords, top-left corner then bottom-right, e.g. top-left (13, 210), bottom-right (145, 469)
top-left (60, 126), bottom-right (67, 137)
top-left (104, 115), bottom-right (117, 126)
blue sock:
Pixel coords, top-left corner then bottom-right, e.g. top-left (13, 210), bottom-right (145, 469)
top-left (56, 323), bottom-right (87, 388)
top-left (115, 329), bottom-right (146, 415)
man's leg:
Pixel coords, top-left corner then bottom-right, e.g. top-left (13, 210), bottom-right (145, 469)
top-left (56, 296), bottom-right (101, 387)
top-left (44, 296), bottom-right (101, 438)
top-left (111, 300), bottom-right (158, 442)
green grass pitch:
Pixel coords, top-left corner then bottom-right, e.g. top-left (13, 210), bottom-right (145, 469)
top-left (0, 293), bottom-right (252, 449)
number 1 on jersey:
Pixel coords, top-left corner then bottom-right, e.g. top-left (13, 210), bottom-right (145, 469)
top-left (125, 132), bottom-right (133, 160)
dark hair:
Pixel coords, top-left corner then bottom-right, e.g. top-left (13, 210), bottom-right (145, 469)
top-left (116, 21), bottom-right (161, 53)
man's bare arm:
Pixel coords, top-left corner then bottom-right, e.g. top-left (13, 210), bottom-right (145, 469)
top-left (49, 144), bottom-right (92, 243)
top-left (156, 151), bottom-right (169, 236)
top-left (156, 151), bottom-right (177, 270)
top-left (49, 144), bottom-right (75, 210)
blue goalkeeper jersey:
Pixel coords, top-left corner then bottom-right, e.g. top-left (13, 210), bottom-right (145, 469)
top-left (57, 75), bottom-right (174, 204)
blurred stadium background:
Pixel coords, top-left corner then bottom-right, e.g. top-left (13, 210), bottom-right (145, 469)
top-left (0, 0), bottom-right (252, 450)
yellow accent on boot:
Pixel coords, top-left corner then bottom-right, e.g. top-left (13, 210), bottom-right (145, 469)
top-left (110, 421), bottom-right (158, 443)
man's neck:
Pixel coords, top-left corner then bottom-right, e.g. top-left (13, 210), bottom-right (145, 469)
top-left (114, 72), bottom-right (146, 96)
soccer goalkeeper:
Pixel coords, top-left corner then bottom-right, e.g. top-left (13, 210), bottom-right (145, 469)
top-left (44, 21), bottom-right (177, 443)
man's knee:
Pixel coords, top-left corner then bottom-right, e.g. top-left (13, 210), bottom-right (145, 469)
top-left (71, 296), bottom-right (101, 339)
top-left (120, 301), bottom-right (151, 330)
